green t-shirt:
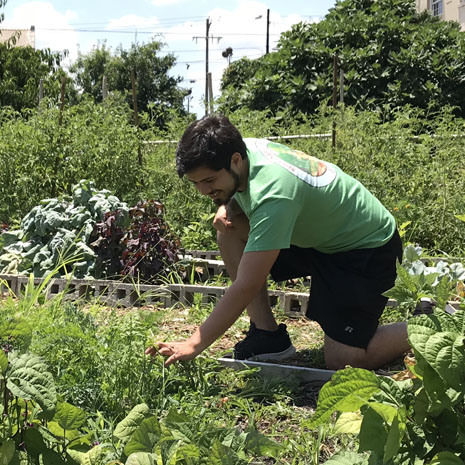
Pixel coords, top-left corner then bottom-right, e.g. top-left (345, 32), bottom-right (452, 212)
top-left (234, 138), bottom-right (396, 254)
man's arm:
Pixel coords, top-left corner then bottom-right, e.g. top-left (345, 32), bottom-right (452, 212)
top-left (213, 198), bottom-right (244, 234)
top-left (150, 249), bottom-right (279, 365)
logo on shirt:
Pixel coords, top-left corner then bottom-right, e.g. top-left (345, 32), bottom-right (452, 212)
top-left (251, 139), bottom-right (337, 188)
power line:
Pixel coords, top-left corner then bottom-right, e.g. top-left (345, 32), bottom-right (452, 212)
top-left (67, 16), bottom-right (207, 27)
top-left (159, 46), bottom-right (263, 53)
top-left (37, 27), bottom-right (282, 37)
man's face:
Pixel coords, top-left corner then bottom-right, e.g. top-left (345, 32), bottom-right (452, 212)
top-left (186, 165), bottom-right (240, 206)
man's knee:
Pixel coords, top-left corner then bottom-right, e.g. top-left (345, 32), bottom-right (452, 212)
top-left (324, 336), bottom-right (369, 370)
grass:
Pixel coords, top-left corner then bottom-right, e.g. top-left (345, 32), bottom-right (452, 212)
top-left (0, 287), bottom-right (356, 464)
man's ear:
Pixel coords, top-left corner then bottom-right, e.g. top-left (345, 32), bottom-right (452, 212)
top-left (230, 152), bottom-right (242, 169)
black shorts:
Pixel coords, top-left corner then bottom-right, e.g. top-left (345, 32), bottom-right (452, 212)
top-left (269, 230), bottom-right (403, 349)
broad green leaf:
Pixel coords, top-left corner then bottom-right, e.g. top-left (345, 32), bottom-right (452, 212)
top-left (308, 368), bottom-right (380, 427)
top-left (245, 429), bottom-right (283, 457)
top-left (53, 401), bottom-right (86, 431)
top-left (404, 245), bottom-right (421, 262)
top-left (323, 450), bottom-right (370, 465)
top-left (395, 262), bottom-right (419, 294)
top-left (333, 412), bottom-right (362, 435)
top-left (125, 453), bottom-right (156, 465)
top-left (0, 352), bottom-right (7, 377)
top-left (430, 451), bottom-right (464, 465)
top-left (164, 409), bottom-right (187, 426)
top-left (358, 406), bottom-right (387, 457)
top-left (435, 275), bottom-right (453, 310)
top-left (158, 439), bottom-right (183, 465)
top-left (422, 363), bottom-right (455, 416)
top-left (47, 421), bottom-right (83, 441)
top-left (23, 427), bottom-right (47, 458)
top-left (208, 439), bottom-right (237, 465)
top-left (114, 403), bottom-right (150, 441)
top-left (124, 417), bottom-right (161, 456)
top-left (6, 354), bottom-right (56, 418)
top-left (0, 439), bottom-right (15, 465)
top-left (0, 321), bottom-right (32, 351)
top-left (413, 387), bottom-right (429, 423)
top-left (41, 449), bottom-right (69, 465)
top-left (436, 409), bottom-right (459, 447)
top-left (383, 414), bottom-right (404, 463)
top-left (173, 443), bottom-right (199, 462)
top-left (443, 310), bottom-right (465, 335)
top-left (410, 329), bottom-right (465, 391)
top-left (67, 445), bottom-right (103, 465)
top-left (368, 402), bottom-right (398, 424)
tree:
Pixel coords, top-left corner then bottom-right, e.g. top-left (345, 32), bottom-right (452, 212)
top-left (0, 0), bottom-right (74, 111)
top-left (71, 41), bottom-right (189, 128)
top-left (219, 0), bottom-right (465, 118)
top-left (0, 44), bottom-right (70, 111)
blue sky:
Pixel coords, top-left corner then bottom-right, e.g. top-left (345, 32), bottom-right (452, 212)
top-left (2, 0), bottom-right (336, 116)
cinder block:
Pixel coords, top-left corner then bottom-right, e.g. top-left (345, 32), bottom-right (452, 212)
top-left (283, 292), bottom-right (309, 317)
top-left (0, 274), bottom-right (18, 296)
top-left (267, 290), bottom-right (284, 309)
top-left (200, 286), bottom-right (226, 304)
top-left (17, 275), bottom-right (44, 295)
top-left (46, 278), bottom-right (68, 299)
top-left (133, 284), bottom-right (171, 307)
top-left (185, 250), bottom-right (220, 260)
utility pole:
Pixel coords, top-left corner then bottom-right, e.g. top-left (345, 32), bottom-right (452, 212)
top-left (194, 18), bottom-right (222, 116)
top-left (266, 9), bottom-right (270, 54)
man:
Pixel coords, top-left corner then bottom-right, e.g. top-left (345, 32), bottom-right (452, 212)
top-left (148, 115), bottom-right (410, 370)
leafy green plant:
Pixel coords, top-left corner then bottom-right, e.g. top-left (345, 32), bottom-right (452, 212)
top-left (91, 199), bottom-right (180, 282)
top-left (112, 403), bottom-right (282, 465)
top-left (0, 316), bottom-right (98, 464)
top-left (0, 179), bottom-right (128, 277)
top-left (384, 245), bottom-right (465, 315)
top-left (180, 212), bottom-right (216, 251)
top-left (310, 308), bottom-right (465, 465)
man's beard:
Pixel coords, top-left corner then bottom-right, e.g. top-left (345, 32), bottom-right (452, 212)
top-left (213, 169), bottom-right (241, 207)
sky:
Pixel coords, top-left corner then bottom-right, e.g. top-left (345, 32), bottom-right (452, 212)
top-left (1, 0), bottom-right (337, 117)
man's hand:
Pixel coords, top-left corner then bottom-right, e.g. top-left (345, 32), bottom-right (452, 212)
top-left (145, 340), bottom-right (200, 366)
top-left (212, 204), bottom-right (232, 234)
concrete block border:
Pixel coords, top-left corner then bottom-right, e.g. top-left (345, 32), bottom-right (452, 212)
top-left (0, 273), bottom-right (317, 316)
top-left (1, 273), bottom-right (460, 316)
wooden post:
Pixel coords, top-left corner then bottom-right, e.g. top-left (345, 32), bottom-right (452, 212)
top-left (332, 54), bottom-right (338, 149)
top-left (58, 76), bottom-right (66, 126)
top-left (205, 18), bottom-right (211, 116)
top-left (339, 69), bottom-right (344, 104)
top-left (38, 78), bottom-right (43, 105)
top-left (266, 9), bottom-right (270, 54)
top-left (208, 72), bottom-right (214, 114)
top-left (130, 69), bottom-right (139, 127)
top-left (130, 69), bottom-right (143, 168)
top-left (102, 75), bottom-right (108, 100)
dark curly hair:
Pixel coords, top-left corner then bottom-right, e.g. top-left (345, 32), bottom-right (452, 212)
top-left (175, 115), bottom-right (247, 177)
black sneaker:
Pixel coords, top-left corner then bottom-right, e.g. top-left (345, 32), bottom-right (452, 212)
top-left (233, 322), bottom-right (296, 361)
top-left (413, 298), bottom-right (436, 316)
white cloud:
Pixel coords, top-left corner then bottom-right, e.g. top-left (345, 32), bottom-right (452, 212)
top-left (2, 2), bottom-right (79, 61)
